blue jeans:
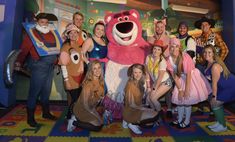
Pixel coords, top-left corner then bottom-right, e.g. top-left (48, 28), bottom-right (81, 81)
top-left (27, 55), bottom-right (57, 109)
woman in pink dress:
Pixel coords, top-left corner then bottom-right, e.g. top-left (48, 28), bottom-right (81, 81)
top-left (167, 37), bottom-right (212, 128)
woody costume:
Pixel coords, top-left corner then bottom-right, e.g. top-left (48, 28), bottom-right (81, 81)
top-left (195, 17), bottom-right (229, 63)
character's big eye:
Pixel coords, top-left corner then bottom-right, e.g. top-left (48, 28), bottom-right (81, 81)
top-left (124, 16), bottom-right (129, 21)
top-left (118, 17), bottom-right (123, 21)
top-left (81, 31), bottom-right (87, 40)
top-left (70, 52), bottom-right (80, 64)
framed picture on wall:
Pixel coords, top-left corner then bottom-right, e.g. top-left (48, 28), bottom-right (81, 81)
top-left (22, 22), bottom-right (62, 56)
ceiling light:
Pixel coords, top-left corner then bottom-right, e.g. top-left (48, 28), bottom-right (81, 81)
top-left (170, 4), bottom-right (209, 14)
top-left (90, 0), bottom-right (127, 5)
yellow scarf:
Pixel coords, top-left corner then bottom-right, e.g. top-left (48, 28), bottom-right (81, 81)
top-left (147, 56), bottom-right (159, 79)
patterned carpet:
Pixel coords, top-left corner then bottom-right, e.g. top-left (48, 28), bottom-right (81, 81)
top-left (1, 104), bottom-right (235, 142)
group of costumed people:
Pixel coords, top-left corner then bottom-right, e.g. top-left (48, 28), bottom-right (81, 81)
top-left (12, 9), bottom-right (235, 134)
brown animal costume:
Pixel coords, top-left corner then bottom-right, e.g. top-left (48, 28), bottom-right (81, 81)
top-left (123, 80), bottom-right (144, 123)
top-left (123, 64), bottom-right (159, 129)
top-left (72, 60), bottom-right (104, 131)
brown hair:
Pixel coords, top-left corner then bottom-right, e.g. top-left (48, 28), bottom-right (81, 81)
top-left (82, 60), bottom-right (104, 87)
top-left (93, 21), bottom-right (105, 34)
top-left (127, 63), bottom-right (147, 93)
top-left (203, 45), bottom-right (230, 79)
top-left (152, 46), bottom-right (164, 65)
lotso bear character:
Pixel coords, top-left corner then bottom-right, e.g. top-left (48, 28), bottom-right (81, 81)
top-left (104, 9), bottom-right (150, 103)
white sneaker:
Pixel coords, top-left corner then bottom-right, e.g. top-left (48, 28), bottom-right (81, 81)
top-left (67, 115), bottom-right (76, 132)
top-left (211, 123), bottom-right (227, 132)
top-left (208, 122), bottom-right (220, 129)
top-left (128, 123), bottom-right (142, 134)
top-left (122, 120), bottom-right (128, 129)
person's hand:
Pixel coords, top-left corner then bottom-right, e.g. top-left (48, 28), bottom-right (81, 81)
top-left (64, 80), bottom-right (72, 90)
top-left (210, 96), bottom-right (217, 105)
top-left (146, 87), bottom-right (151, 94)
top-left (196, 38), bottom-right (204, 47)
top-left (178, 90), bottom-right (184, 102)
top-left (14, 62), bottom-right (22, 71)
top-left (184, 89), bottom-right (190, 100)
top-left (81, 52), bottom-right (89, 64)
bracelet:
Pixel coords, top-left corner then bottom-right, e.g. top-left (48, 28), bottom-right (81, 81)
top-left (64, 78), bottom-right (69, 81)
top-left (212, 95), bottom-right (216, 98)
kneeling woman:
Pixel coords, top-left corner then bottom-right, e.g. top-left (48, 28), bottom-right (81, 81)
top-left (203, 45), bottom-right (235, 132)
top-left (123, 64), bottom-right (159, 134)
top-left (71, 60), bottom-right (105, 131)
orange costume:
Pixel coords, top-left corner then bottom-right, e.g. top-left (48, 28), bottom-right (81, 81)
top-left (58, 43), bottom-right (84, 90)
top-left (59, 42), bottom-right (85, 121)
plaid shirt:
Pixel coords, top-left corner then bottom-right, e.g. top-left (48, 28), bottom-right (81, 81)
top-left (200, 30), bottom-right (229, 60)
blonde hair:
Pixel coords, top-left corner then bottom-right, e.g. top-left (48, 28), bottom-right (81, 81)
top-left (73, 11), bottom-right (84, 20)
top-left (170, 43), bottom-right (183, 77)
top-left (82, 60), bottom-right (104, 87)
top-left (203, 45), bottom-right (230, 79)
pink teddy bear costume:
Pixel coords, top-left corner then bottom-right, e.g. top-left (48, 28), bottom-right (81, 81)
top-left (104, 9), bottom-right (150, 102)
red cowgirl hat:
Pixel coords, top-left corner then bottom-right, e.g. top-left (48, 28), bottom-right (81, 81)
top-left (153, 40), bottom-right (167, 51)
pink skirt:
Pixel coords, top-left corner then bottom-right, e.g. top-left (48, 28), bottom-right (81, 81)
top-left (172, 69), bottom-right (212, 105)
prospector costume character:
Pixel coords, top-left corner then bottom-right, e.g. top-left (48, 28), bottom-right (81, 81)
top-left (15, 13), bottom-right (61, 127)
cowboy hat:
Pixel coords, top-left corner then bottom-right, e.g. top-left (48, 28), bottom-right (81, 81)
top-left (153, 40), bottom-right (167, 51)
top-left (35, 13), bottom-right (58, 21)
top-left (64, 23), bottom-right (80, 37)
top-left (194, 17), bottom-right (215, 29)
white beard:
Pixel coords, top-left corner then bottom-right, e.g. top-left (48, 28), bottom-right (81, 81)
top-left (35, 24), bottom-right (50, 34)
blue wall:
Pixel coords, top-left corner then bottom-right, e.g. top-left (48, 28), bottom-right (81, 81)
top-left (0, 0), bottom-right (24, 107)
top-left (222, 0), bottom-right (235, 73)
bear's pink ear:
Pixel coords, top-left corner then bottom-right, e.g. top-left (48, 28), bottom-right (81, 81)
top-left (104, 14), bottom-right (113, 24)
top-left (130, 9), bottom-right (140, 19)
